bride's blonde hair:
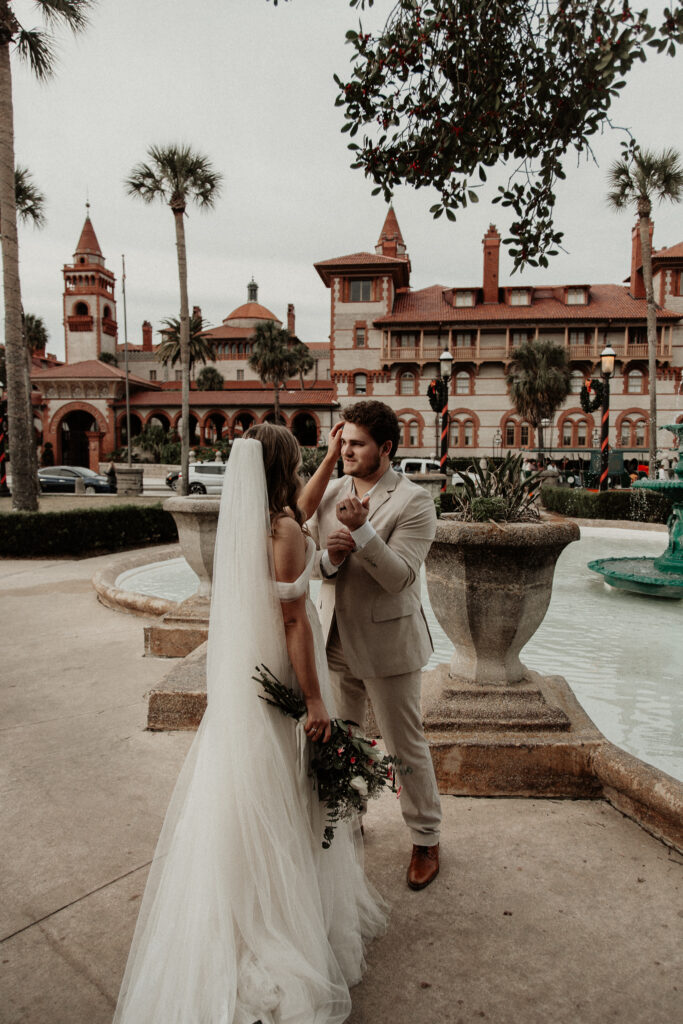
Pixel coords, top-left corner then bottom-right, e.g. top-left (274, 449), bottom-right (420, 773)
top-left (244, 423), bottom-right (304, 527)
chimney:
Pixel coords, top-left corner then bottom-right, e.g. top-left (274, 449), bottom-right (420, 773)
top-left (142, 320), bottom-right (153, 351)
top-left (287, 303), bottom-right (295, 335)
top-left (629, 220), bottom-right (651, 299)
top-left (192, 305), bottom-right (202, 320)
top-left (482, 224), bottom-right (501, 303)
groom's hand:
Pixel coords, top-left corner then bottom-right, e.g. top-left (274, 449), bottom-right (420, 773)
top-left (327, 528), bottom-right (356, 566)
top-left (336, 494), bottom-right (369, 531)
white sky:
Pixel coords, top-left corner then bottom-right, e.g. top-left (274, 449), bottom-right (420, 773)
top-left (6, 0), bottom-right (683, 361)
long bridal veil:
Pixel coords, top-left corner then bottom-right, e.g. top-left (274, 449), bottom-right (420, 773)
top-left (114, 439), bottom-right (384, 1024)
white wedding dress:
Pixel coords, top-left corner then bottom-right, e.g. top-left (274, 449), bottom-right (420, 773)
top-left (113, 439), bottom-right (387, 1024)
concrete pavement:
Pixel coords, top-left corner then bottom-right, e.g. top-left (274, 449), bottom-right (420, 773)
top-left (1, 550), bottom-right (681, 1024)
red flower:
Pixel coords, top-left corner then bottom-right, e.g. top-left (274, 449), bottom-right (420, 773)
top-left (370, 740), bottom-right (377, 747)
top-left (350, 757), bottom-right (356, 764)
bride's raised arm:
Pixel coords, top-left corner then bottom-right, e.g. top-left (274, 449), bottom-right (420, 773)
top-left (297, 421), bottom-right (343, 522)
top-left (271, 514), bottom-right (332, 744)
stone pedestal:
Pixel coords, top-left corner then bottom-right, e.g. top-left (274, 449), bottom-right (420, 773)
top-left (143, 594), bottom-right (209, 657)
top-left (163, 496), bottom-right (220, 598)
top-left (117, 467), bottom-right (144, 496)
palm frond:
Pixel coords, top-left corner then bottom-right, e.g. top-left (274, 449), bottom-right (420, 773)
top-left (37, 0), bottom-right (95, 33)
top-left (14, 166), bottom-right (46, 227)
top-left (14, 29), bottom-right (56, 79)
top-left (126, 145), bottom-right (222, 210)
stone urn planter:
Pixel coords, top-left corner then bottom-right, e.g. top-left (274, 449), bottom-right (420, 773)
top-left (426, 518), bottom-right (579, 685)
top-left (163, 495), bottom-right (221, 598)
top-left (144, 496), bottom-right (220, 659)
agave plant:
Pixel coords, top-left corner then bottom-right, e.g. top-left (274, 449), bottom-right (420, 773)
top-left (450, 453), bottom-right (543, 523)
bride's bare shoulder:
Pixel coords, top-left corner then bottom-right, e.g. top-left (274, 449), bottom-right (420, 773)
top-left (271, 512), bottom-right (306, 582)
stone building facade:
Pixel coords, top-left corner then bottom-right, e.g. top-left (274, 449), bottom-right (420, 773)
top-left (315, 209), bottom-right (683, 462)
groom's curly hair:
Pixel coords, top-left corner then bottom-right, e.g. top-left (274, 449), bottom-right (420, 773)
top-left (341, 400), bottom-right (401, 459)
top-left (244, 423), bottom-right (304, 527)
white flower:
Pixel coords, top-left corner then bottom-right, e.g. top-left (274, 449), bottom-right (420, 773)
top-left (350, 776), bottom-right (368, 797)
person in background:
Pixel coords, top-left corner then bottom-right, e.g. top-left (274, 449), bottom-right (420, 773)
top-left (106, 461), bottom-right (118, 493)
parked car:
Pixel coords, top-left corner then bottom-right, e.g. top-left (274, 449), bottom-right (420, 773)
top-left (179, 461), bottom-right (227, 495)
top-left (165, 470), bottom-right (180, 491)
top-left (38, 465), bottom-right (114, 494)
top-left (394, 458), bottom-right (476, 488)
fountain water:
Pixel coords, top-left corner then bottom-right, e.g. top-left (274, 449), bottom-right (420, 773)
top-left (588, 423), bottom-right (683, 599)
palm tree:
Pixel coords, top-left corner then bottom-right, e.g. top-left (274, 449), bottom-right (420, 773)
top-left (506, 339), bottom-right (571, 459)
top-left (23, 313), bottom-right (48, 353)
top-left (196, 366), bottom-right (224, 391)
top-left (14, 172), bottom-right (48, 496)
top-left (156, 312), bottom-right (216, 370)
top-left (248, 321), bottom-right (301, 423)
top-left (126, 145), bottom-right (222, 495)
top-left (607, 146), bottom-right (683, 478)
top-left (290, 338), bottom-right (315, 390)
top-left (1, 5), bottom-right (92, 509)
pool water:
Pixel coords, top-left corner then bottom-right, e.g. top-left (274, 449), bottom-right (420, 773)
top-left (118, 527), bottom-right (682, 781)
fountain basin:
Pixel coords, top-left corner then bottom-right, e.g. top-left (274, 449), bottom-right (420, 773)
top-left (587, 556), bottom-right (683, 599)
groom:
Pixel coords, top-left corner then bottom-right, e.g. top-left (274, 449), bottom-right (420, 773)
top-left (311, 400), bottom-right (442, 890)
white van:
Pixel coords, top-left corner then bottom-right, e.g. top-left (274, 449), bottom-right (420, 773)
top-left (395, 459), bottom-right (476, 488)
top-left (182, 461), bottom-right (227, 494)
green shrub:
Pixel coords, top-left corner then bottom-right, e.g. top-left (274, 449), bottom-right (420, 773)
top-left (0, 504), bottom-right (178, 557)
top-left (540, 486), bottom-right (673, 524)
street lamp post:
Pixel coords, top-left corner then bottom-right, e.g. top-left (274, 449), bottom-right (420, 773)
top-left (0, 384), bottom-right (10, 497)
top-left (599, 344), bottom-right (616, 492)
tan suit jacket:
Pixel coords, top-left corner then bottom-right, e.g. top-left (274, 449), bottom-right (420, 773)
top-left (308, 468), bottom-right (437, 679)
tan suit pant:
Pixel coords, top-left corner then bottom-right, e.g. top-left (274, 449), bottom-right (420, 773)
top-left (326, 620), bottom-right (442, 847)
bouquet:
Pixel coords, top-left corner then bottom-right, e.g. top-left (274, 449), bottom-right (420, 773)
top-left (254, 664), bottom-right (408, 848)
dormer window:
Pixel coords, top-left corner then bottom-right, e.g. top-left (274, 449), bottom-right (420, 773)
top-left (567, 287), bottom-right (588, 305)
top-left (349, 279), bottom-right (373, 302)
top-left (454, 290), bottom-right (475, 307)
top-left (509, 289), bottom-right (531, 306)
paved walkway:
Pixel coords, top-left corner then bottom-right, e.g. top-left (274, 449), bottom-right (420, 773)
top-left (1, 550), bottom-right (681, 1024)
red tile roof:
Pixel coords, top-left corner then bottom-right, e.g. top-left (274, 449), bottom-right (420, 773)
top-left (374, 283), bottom-right (681, 325)
top-left (30, 359), bottom-right (158, 389)
top-left (377, 206), bottom-right (405, 248)
top-left (315, 251), bottom-right (409, 268)
top-left (74, 215), bottom-right (102, 258)
top-left (122, 388), bottom-right (336, 408)
top-left (315, 251), bottom-right (411, 288)
top-left (652, 241), bottom-right (683, 262)
top-left (202, 324), bottom-right (253, 340)
top-left (224, 302), bottom-right (280, 323)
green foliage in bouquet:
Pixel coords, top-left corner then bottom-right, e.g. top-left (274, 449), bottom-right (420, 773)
top-left (254, 665), bottom-right (407, 848)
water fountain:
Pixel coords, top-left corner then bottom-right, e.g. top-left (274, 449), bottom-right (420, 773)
top-left (588, 423), bottom-right (683, 599)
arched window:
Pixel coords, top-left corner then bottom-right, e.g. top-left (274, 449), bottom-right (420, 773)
top-left (103, 305), bottom-right (112, 319)
top-left (74, 301), bottom-right (89, 316)
top-left (353, 373), bottom-right (367, 395)
top-left (569, 370), bottom-right (584, 394)
top-left (399, 371), bottom-right (415, 396)
top-left (577, 421), bottom-right (587, 446)
top-left (450, 416), bottom-right (476, 448)
top-left (634, 419), bottom-right (646, 446)
top-left (502, 416), bottom-right (532, 448)
top-left (454, 371), bottom-right (470, 396)
top-left (626, 369), bottom-right (644, 394)
top-left (560, 414), bottom-right (591, 447)
top-left (398, 414), bottom-right (420, 447)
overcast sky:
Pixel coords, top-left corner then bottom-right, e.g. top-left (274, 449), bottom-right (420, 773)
top-left (6, 0), bottom-right (682, 362)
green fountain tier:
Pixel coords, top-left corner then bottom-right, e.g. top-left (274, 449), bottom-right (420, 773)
top-left (588, 424), bottom-right (683, 599)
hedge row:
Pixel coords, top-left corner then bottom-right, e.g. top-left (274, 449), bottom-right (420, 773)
top-left (539, 486), bottom-right (674, 524)
top-left (0, 504), bottom-right (178, 557)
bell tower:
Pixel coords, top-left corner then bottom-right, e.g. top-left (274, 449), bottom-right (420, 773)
top-left (62, 205), bottom-right (118, 364)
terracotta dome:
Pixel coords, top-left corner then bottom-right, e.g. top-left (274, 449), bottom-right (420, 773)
top-left (223, 301), bottom-right (280, 324)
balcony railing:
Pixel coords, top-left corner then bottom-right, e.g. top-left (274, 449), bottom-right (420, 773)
top-left (66, 315), bottom-right (94, 332)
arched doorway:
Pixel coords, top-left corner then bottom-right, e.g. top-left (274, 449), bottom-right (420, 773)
top-left (119, 413), bottom-right (143, 447)
top-left (291, 412), bottom-right (318, 447)
top-left (148, 412), bottom-right (171, 432)
top-left (204, 412), bottom-right (228, 444)
top-left (60, 410), bottom-right (96, 466)
top-left (233, 412), bottom-right (255, 437)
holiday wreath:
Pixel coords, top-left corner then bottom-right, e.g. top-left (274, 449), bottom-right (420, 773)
top-left (580, 378), bottom-right (605, 414)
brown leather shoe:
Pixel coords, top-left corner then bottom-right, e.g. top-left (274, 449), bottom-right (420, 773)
top-left (407, 843), bottom-right (440, 890)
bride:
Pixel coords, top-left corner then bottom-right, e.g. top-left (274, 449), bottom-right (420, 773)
top-left (113, 423), bottom-right (387, 1024)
